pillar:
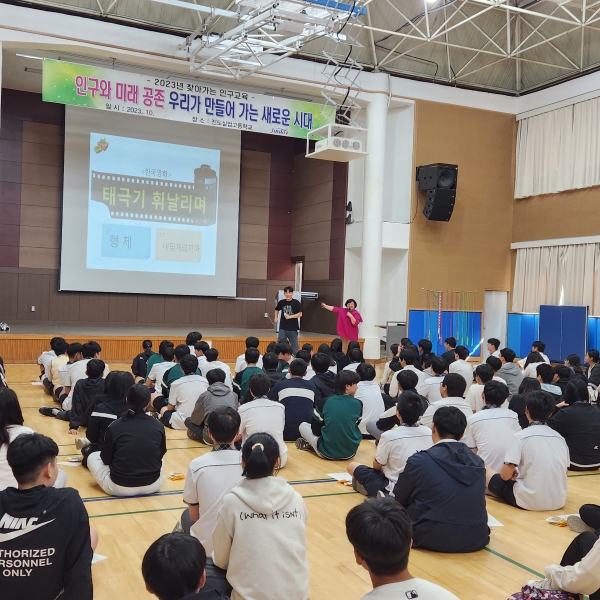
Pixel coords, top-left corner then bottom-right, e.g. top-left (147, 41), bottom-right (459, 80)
top-left (359, 90), bottom-right (388, 359)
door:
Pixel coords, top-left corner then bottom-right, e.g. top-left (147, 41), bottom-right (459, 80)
top-left (484, 291), bottom-right (509, 359)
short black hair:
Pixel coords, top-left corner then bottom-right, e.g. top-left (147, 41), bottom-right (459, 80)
top-left (399, 349), bottom-right (417, 365)
top-left (397, 391), bottom-right (424, 424)
top-left (207, 406), bottom-right (240, 443)
top-left (295, 350), bottom-right (311, 364)
top-left (142, 533), bottom-right (206, 600)
top-left (266, 342), bottom-right (277, 354)
top-left (526, 391), bottom-right (555, 422)
top-left (553, 364), bottom-right (571, 380)
top-left (244, 347), bottom-right (260, 364)
top-left (348, 348), bottom-right (364, 364)
top-left (174, 344), bottom-right (191, 361)
top-left (185, 331), bottom-right (202, 346)
top-left (475, 364), bottom-right (494, 383)
top-left (194, 341), bottom-right (210, 354)
top-left (159, 340), bottom-right (174, 354)
top-left (49, 337), bottom-right (67, 353)
top-left (204, 348), bottom-right (219, 362)
top-left (536, 363), bottom-right (555, 384)
top-left (302, 343), bottom-right (313, 353)
top-left (289, 359), bottom-right (308, 377)
top-left (67, 342), bottom-right (83, 359)
top-left (532, 341), bottom-right (546, 352)
top-left (334, 370), bottom-right (360, 395)
top-left (500, 348), bottom-right (516, 363)
top-left (7, 433), bottom-right (58, 485)
top-left (180, 354), bottom-right (199, 376)
top-left (441, 373), bottom-right (467, 398)
top-left (86, 358), bottom-right (105, 378)
top-left (82, 341), bottom-right (97, 359)
top-left (345, 497), bottom-right (412, 576)
top-left (454, 345), bottom-right (469, 360)
top-left (275, 343), bottom-right (293, 357)
top-left (430, 355), bottom-right (447, 375)
top-left (142, 340), bottom-right (153, 349)
top-left (88, 340), bottom-right (102, 355)
top-left (400, 338), bottom-right (412, 347)
top-left (563, 378), bottom-right (589, 405)
top-left (517, 377), bottom-right (541, 395)
top-left (483, 380), bottom-right (509, 406)
top-left (245, 336), bottom-right (259, 349)
top-left (356, 362), bottom-right (376, 382)
top-left (330, 338), bottom-right (343, 353)
top-left (206, 368), bottom-right (225, 385)
top-left (524, 352), bottom-right (544, 368)
top-left (311, 352), bottom-right (331, 374)
top-left (249, 373), bottom-right (271, 397)
top-left (283, 286), bottom-right (294, 293)
top-left (433, 406), bottom-right (467, 439)
top-left (566, 353), bottom-right (581, 367)
top-left (588, 349), bottom-right (600, 362)
top-left (487, 338), bottom-right (500, 350)
top-left (486, 356), bottom-right (502, 372)
top-left (390, 343), bottom-right (399, 356)
top-left (54, 339), bottom-right (69, 355)
top-left (161, 346), bottom-right (175, 362)
top-left (445, 337), bottom-right (457, 348)
top-left (396, 369), bottom-right (418, 392)
top-left (262, 352), bottom-right (279, 371)
top-left (418, 339), bottom-right (432, 353)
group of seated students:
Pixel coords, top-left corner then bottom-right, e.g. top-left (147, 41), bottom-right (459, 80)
top-left (1, 332), bottom-right (600, 599)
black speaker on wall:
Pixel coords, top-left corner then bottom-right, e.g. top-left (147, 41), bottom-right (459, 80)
top-left (416, 163), bottom-right (458, 222)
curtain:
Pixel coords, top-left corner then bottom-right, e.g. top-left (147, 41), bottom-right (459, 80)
top-left (512, 243), bottom-right (600, 314)
top-left (514, 96), bottom-right (600, 198)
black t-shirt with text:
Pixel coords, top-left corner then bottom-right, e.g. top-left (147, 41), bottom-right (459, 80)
top-left (276, 299), bottom-right (302, 331)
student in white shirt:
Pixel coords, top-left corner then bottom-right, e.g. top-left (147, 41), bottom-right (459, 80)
top-left (518, 341), bottom-right (550, 369)
top-left (234, 336), bottom-right (263, 374)
top-left (343, 348), bottom-right (364, 372)
top-left (160, 355), bottom-right (208, 430)
top-left (185, 331), bottom-right (203, 356)
top-left (389, 349), bottom-right (427, 397)
top-left (449, 345), bottom-right (473, 389)
top-left (422, 356), bottom-right (448, 403)
top-left (146, 346), bottom-right (176, 398)
top-left (63, 341), bottom-right (108, 411)
top-left (355, 363), bottom-right (385, 436)
top-left (348, 391), bottom-right (433, 497)
top-left (487, 338), bottom-right (501, 358)
top-left (201, 348), bottom-right (233, 390)
top-left (380, 344), bottom-right (400, 388)
top-left (238, 373), bottom-right (287, 467)
top-left (346, 497), bottom-right (459, 600)
top-left (486, 355), bottom-right (510, 386)
top-left (194, 341), bottom-right (210, 369)
top-left (293, 350), bottom-right (315, 380)
top-left (420, 373), bottom-right (472, 430)
top-left (181, 406), bottom-right (244, 555)
top-left (37, 336), bottom-right (65, 385)
top-left (43, 339), bottom-right (69, 397)
top-left (55, 343), bottom-right (84, 404)
top-left (465, 364), bottom-right (494, 412)
top-left (466, 380), bottom-right (521, 471)
top-left (522, 351), bottom-right (545, 379)
top-left (486, 390), bottom-right (569, 510)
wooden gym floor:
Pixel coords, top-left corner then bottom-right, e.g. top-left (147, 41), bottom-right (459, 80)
top-left (7, 362), bottom-right (599, 600)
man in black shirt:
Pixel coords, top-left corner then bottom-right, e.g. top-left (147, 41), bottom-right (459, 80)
top-left (441, 337), bottom-right (457, 365)
top-left (274, 286), bottom-right (302, 355)
top-left (0, 433), bottom-right (96, 600)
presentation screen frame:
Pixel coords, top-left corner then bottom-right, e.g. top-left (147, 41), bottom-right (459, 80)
top-left (59, 105), bottom-right (241, 297)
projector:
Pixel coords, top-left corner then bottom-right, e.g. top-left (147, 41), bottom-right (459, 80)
top-left (310, 136), bottom-right (366, 162)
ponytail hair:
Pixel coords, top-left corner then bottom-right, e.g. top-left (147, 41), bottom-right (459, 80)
top-left (125, 383), bottom-right (150, 417)
top-left (241, 433), bottom-right (280, 479)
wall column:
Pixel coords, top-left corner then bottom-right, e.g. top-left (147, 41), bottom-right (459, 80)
top-left (360, 90), bottom-right (388, 359)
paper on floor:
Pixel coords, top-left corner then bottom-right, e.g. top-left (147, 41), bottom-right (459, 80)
top-left (92, 554), bottom-right (107, 565)
top-left (57, 461), bottom-right (81, 467)
top-left (328, 472), bottom-right (352, 483)
top-left (488, 514), bottom-right (503, 527)
top-left (31, 381), bottom-right (43, 386)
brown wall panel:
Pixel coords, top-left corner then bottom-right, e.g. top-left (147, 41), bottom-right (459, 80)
top-left (0, 203), bottom-right (20, 226)
top-left (20, 204), bottom-right (61, 229)
top-left (22, 122), bottom-right (64, 146)
top-left (0, 160), bottom-right (22, 183)
top-left (19, 247), bottom-right (60, 270)
top-left (241, 149), bottom-right (270, 170)
top-left (299, 280), bottom-right (344, 334)
top-left (0, 182), bottom-right (21, 205)
top-left (0, 272), bottom-right (18, 320)
top-left (17, 273), bottom-right (50, 320)
top-left (239, 223), bottom-right (269, 243)
top-left (19, 226), bottom-right (60, 249)
top-left (240, 186), bottom-right (270, 207)
top-left (48, 277), bottom-right (81, 322)
top-left (20, 184), bottom-right (61, 207)
top-left (108, 294), bottom-right (139, 323)
top-left (238, 260), bottom-right (267, 280)
top-left (21, 163), bottom-right (62, 187)
top-left (21, 142), bottom-right (63, 167)
top-left (1, 118), bottom-right (23, 142)
top-left (164, 296), bottom-right (192, 324)
top-left (190, 297), bottom-right (218, 324)
top-left (0, 224), bottom-right (20, 246)
top-left (0, 139), bottom-right (22, 162)
top-left (0, 246), bottom-right (19, 267)
top-left (78, 293), bottom-right (110, 323)
top-left (137, 295), bottom-right (165, 323)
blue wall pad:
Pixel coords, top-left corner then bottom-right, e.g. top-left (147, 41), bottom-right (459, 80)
top-left (407, 310), bottom-right (482, 357)
top-left (539, 305), bottom-right (587, 362)
top-left (507, 313), bottom-right (539, 359)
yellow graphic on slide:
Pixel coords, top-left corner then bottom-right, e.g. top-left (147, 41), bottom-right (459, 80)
top-left (156, 229), bottom-right (202, 263)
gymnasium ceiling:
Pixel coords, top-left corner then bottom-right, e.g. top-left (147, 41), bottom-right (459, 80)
top-left (11, 0), bottom-right (600, 95)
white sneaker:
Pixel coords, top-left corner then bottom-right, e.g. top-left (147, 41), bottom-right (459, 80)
top-left (75, 437), bottom-right (90, 451)
top-left (566, 514), bottom-right (595, 533)
top-left (526, 578), bottom-right (553, 590)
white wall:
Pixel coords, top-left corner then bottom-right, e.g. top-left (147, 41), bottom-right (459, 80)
top-left (380, 248), bottom-right (409, 323)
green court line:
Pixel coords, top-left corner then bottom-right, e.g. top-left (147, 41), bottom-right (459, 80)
top-left (568, 472), bottom-right (600, 478)
top-left (302, 491), bottom-right (356, 499)
top-left (483, 547), bottom-right (544, 578)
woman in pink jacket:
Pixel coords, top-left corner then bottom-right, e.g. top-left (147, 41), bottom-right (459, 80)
top-left (321, 299), bottom-right (363, 353)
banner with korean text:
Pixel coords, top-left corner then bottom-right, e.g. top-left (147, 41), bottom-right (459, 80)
top-left (42, 59), bottom-right (334, 138)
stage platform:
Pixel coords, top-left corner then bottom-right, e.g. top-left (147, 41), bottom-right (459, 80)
top-left (0, 326), bottom-right (335, 364)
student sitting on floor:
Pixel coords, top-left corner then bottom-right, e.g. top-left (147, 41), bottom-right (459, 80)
top-left (87, 384), bottom-right (166, 497)
top-left (296, 370), bottom-right (362, 460)
top-left (55, 342), bottom-right (84, 405)
top-left (486, 391), bottom-right (569, 511)
top-left (345, 497), bottom-right (459, 600)
top-left (449, 345), bottom-right (474, 390)
top-left (380, 343), bottom-right (400, 392)
top-left (309, 352), bottom-right (336, 401)
top-left (146, 345), bottom-right (176, 397)
top-left (365, 370), bottom-right (428, 441)
top-left (38, 336), bottom-right (65, 388)
top-left (237, 348), bottom-right (263, 400)
top-left (201, 349), bottom-right (233, 390)
top-left (275, 343), bottom-right (293, 375)
top-left (497, 348), bottom-right (524, 396)
top-left (160, 355), bottom-right (208, 430)
top-left (537, 362), bottom-right (563, 400)
top-left (355, 363), bottom-right (385, 437)
top-left (508, 377), bottom-right (542, 430)
top-left (131, 340), bottom-right (156, 383)
top-left (143, 533), bottom-right (229, 600)
top-left (343, 348), bottom-right (365, 372)
top-left (521, 351), bottom-right (546, 379)
top-left (238, 373), bottom-right (287, 467)
top-left (553, 364), bottom-right (573, 395)
top-left (147, 340), bottom-right (174, 377)
top-left (43, 339), bottom-right (69, 397)
top-left (465, 364), bottom-right (495, 412)
top-left (262, 351), bottom-right (286, 387)
top-left (186, 331), bottom-right (203, 355)
top-left (235, 336), bottom-right (262, 374)
top-left (393, 406), bottom-right (489, 553)
top-left (213, 433), bottom-right (309, 600)
top-left (62, 341), bottom-right (108, 412)
top-left (389, 349), bottom-right (427, 398)
top-left (419, 373), bottom-right (472, 430)
top-left (466, 380), bottom-right (521, 471)
top-left (181, 407), bottom-right (244, 553)
top-left (194, 341), bottom-right (210, 369)
top-left (421, 356), bottom-right (448, 403)
top-left (40, 359), bottom-right (106, 435)
top-left (348, 391), bottom-right (433, 497)
top-left (185, 369), bottom-right (239, 444)
top-left (294, 349), bottom-right (315, 380)
top-left (78, 371), bottom-right (133, 465)
top-left (547, 377), bottom-right (600, 471)
top-left (268, 358), bottom-right (316, 441)
top-left (1, 433), bottom-right (98, 600)
top-left (159, 344), bottom-right (193, 400)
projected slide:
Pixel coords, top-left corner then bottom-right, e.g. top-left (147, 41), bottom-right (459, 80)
top-left (87, 134), bottom-right (220, 276)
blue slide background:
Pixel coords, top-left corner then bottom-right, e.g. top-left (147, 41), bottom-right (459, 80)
top-left (86, 133), bottom-right (220, 276)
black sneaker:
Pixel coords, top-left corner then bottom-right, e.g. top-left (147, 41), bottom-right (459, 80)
top-left (352, 478), bottom-right (369, 496)
top-left (39, 407), bottom-right (57, 417)
top-left (295, 438), bottom-right (313, 451)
